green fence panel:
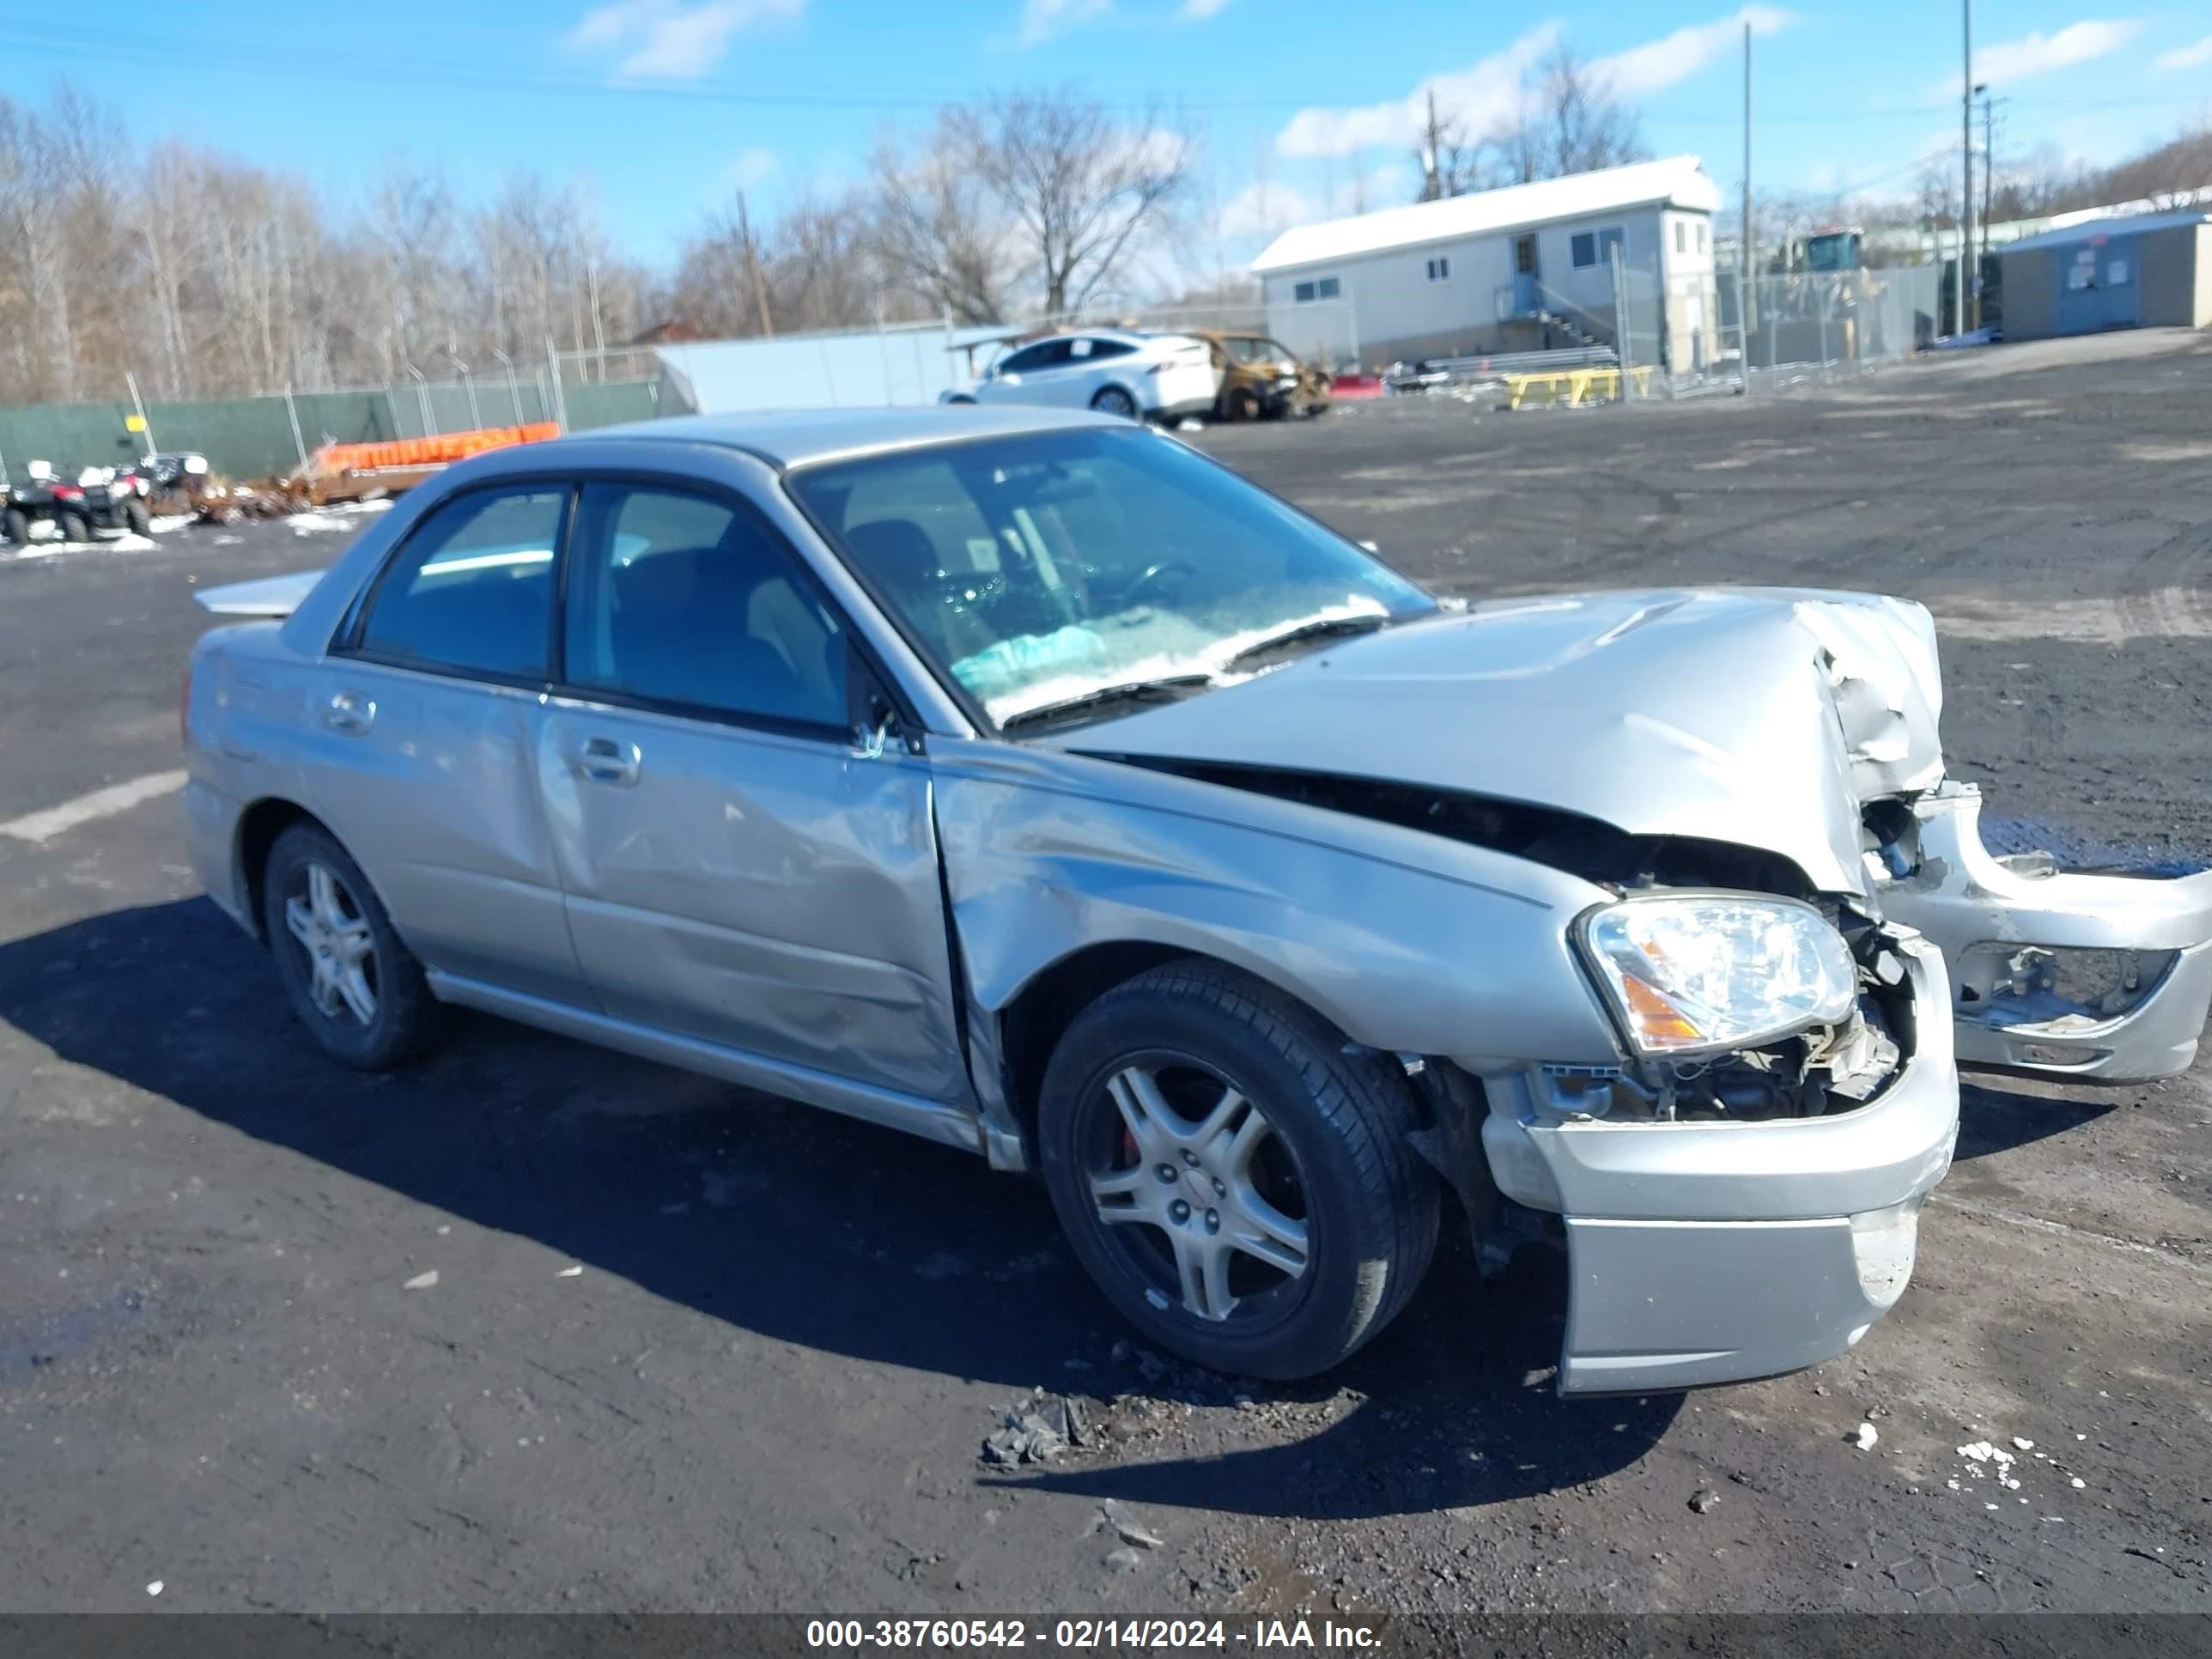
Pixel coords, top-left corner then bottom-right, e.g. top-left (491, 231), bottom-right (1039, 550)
top-left (562, 380), bottom-right (665, 431)
top-left (3, 377), bottom-right (670, 483)
top-left (0, 401), bottom-right (144, 479)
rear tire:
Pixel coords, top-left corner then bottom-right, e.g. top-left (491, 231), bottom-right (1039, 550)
top-left (124, 498), bottom-right (152, 535)
top-left (1090, 385), bottom-right (1139, 420)
top-left (1036, 959), bottom-right (1439, 1379)
top-left (56, 509), bottom-right (90, 544)
top-left (1228, 386), bottom-right (1261, 422)
top-left (262, 823), bottom-right (444, 1070)
top-left (2, 507), bottom-right (26, 544)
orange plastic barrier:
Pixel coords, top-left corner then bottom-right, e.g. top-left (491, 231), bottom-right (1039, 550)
top-left (313, 422), bottom-right (561, 476)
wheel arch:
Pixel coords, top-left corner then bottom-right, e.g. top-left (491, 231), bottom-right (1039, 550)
top-left (233, 797), bottom-right (401, 948)
top-left (988, 937), bottom-right (1370, 1148)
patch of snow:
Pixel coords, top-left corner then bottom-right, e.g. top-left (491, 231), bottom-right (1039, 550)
top-left (150, 513), bottom-right (197, 533)
top-left (2012, 1437), bottom-right (2034, 1451)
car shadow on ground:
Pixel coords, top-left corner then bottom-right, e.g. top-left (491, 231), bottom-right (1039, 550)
top-left (0, 896), bottom-right (1677, 1521)
top-left (1954, 1079), bottom-right (2114, 1161)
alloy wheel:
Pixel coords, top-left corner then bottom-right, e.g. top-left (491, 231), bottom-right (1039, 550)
top-left (1085, 1058), bottom-right (1310, 1323)
top-left (283, 860), bottom-right (379, 1027)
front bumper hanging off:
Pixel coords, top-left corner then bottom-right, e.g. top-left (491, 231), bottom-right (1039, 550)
top-left (1880, 781), bottom-right (2212, 1083)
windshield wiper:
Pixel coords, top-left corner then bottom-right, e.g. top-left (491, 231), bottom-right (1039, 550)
top-left (997, 674), bottom-right (1216, 732)
top-left (1221, 612), bottom-right (1392, 669)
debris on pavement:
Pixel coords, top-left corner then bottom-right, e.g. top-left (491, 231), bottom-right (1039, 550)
top-left (556, 1265), bottom-right (583, 1278)
top-left (1689, 1489), bottom-right (1722, 1515)
top-left (1099, 1498), bottom-right (1164, 1549)
top-left (981, 1392), bottom-right (1091, 1465)
top-left (2012, 1437), bottom-right (2035, 1451)
top-left (1104, 1547), bottom-right (1143, 1574)
top-left (402, 1269), bottom-right (439, 1291)
top-left (146, 1582), bottom-right (162, 1596)
top-left (1852, 1422), bottom-right (1880, 1451)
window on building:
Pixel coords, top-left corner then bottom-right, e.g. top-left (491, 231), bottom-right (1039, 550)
top-left (1674, 222), bottom-right (1686, 255)
top-left (1571, 227), bottom-right (1626, 270)
top-left (1697, 222), bottom-right (1708, 252)
top-left (1292, 276), bottom-right (1340, 302)
top-left (1293, 281), bottom-right (1314, 302)
top-left (1425, 256), bottom-right (1451, 282)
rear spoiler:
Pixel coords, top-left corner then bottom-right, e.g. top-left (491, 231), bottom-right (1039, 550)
top-left (195, 569), bottom-right (326, 618)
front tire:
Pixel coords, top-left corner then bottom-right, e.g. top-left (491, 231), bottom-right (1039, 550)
top-left (1090, 385), bottom-right (1139, 420)
top-left (1037, 960), bottom-right (1439, 1379)
top-left (262, 823), bottom-right (444, 1070)
top-left (124, 497), bottom-right (152, 535)
top-left (56, 509), bottom-right (90, 543)
top-left (2, 507), bottom-right (26, 544)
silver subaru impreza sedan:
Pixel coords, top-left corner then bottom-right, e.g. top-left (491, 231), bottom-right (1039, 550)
top-left (182, 406), bottom-right (2212, 1394)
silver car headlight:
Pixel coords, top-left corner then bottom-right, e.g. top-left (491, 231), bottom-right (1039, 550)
top-left (1578, 894), bottom-right (1857, 1056)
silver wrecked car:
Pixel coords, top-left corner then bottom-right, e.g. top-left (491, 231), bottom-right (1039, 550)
top-left (181, 407), bottom-right (2212, 1394)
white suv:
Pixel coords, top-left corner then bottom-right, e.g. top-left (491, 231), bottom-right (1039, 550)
top-left (948, 331), bottom-right (1221, 422)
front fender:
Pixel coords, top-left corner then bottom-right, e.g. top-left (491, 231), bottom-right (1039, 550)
top-left (928, 739), bottom-right (1626, 1071)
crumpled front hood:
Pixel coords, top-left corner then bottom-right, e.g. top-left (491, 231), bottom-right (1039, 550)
top-left (1061, 586), bottom-right (1946, 896)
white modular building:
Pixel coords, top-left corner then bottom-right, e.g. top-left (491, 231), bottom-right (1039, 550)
top-left (1252, 155), bottom-right (1725, 370)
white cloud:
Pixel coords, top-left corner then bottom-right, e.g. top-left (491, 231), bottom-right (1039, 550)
top-left (1275, 24), bottom-right (1558, 158)
top-left (1938, 18), bottom-right (2140, 93)
top-left (1016, 0), bottom-right (1111, 46)
top-left (1274, 9), bottom-right (1790, 160)
top-left (2154, 33), bottom-right (2212, 70)
top-left (1181, 0), bottom-right (1235, 17)
top-left (726, 147), bottom-right (778, 190)
top-left (1591, 6), bottom-right (1790, 97)
top-left (1220, 179), bottom-right (1316, 238)
top-left (565, 0), bottom-right (804, 79)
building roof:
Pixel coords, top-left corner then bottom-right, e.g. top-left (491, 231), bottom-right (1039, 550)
top-left (2000, 210), bottom-right (2212, 255)
top-left (580, 404), bottom-right (1120, 468)
top-left (1249, 155), bottom-right (1722, 276)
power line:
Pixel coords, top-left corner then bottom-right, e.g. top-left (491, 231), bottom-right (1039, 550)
top-left (0, 20), bottom-right (2202, 124)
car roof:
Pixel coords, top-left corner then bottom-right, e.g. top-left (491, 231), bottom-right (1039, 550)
top-left (562, 404), bottom-right (1128, 470)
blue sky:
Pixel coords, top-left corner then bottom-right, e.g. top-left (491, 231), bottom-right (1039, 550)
top-left (3, 1), bottom-right (2206, 272)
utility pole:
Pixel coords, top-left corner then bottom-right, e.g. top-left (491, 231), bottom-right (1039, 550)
top-left (1740, 21), bottom-right (1753, 388)
top-left (1959, 0), bottom-right (1973, 332)
top-left (737, 191), bottom-right (775, 337)
top-left (1419, 89), bottom-right (1444, 202)
top-left (1979, 90), bottom-right (2004, 264)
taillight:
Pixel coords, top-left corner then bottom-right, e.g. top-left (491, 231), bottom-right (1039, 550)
top-left (180, 661), bottom-right (193, 747)
top-left (53, 483), bottom-right (82, 499)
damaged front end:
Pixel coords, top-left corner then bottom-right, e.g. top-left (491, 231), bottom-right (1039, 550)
top-left (1871, 782), bottom-right (2212, 1081)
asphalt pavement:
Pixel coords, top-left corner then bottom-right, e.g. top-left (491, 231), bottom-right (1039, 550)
top-left (2, 331), bottom-right (2209, 1620)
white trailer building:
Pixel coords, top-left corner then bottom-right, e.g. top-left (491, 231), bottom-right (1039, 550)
top-left (1252, 155), bottom-right (1724, 371)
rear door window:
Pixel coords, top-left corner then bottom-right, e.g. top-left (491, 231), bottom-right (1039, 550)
top-left (354, 487), bottom-right (567, 682)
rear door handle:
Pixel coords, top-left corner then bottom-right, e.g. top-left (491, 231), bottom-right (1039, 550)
top-left (575, 735), bottom-right (641, 786)
top-left (325, 690), bottom-right (374, 734)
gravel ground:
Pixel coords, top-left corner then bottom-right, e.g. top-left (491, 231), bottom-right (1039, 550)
top-left (1, 331), bottom-right (2209, 1623)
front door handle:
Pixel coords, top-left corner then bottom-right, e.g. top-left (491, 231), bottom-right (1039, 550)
top-left (575, 735), bottom-right (641, 786)
top-left (325, 690), bottom-right (374, 734)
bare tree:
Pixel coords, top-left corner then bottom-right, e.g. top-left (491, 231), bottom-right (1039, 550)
top-left (1413, 89), bottom-right (1484, 200)
top-left (1485, 46), bottom-right (1648, 186)
top-left (956, 88), bottom-right (1193, 316)
top-left (1413, 44), bottom-right (1649, 201)
top-left (870, 119), bottom-right (1017, 325)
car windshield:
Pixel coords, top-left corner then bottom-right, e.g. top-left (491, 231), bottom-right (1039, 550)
top-left (787, 427), bottom-right (1434, 728)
